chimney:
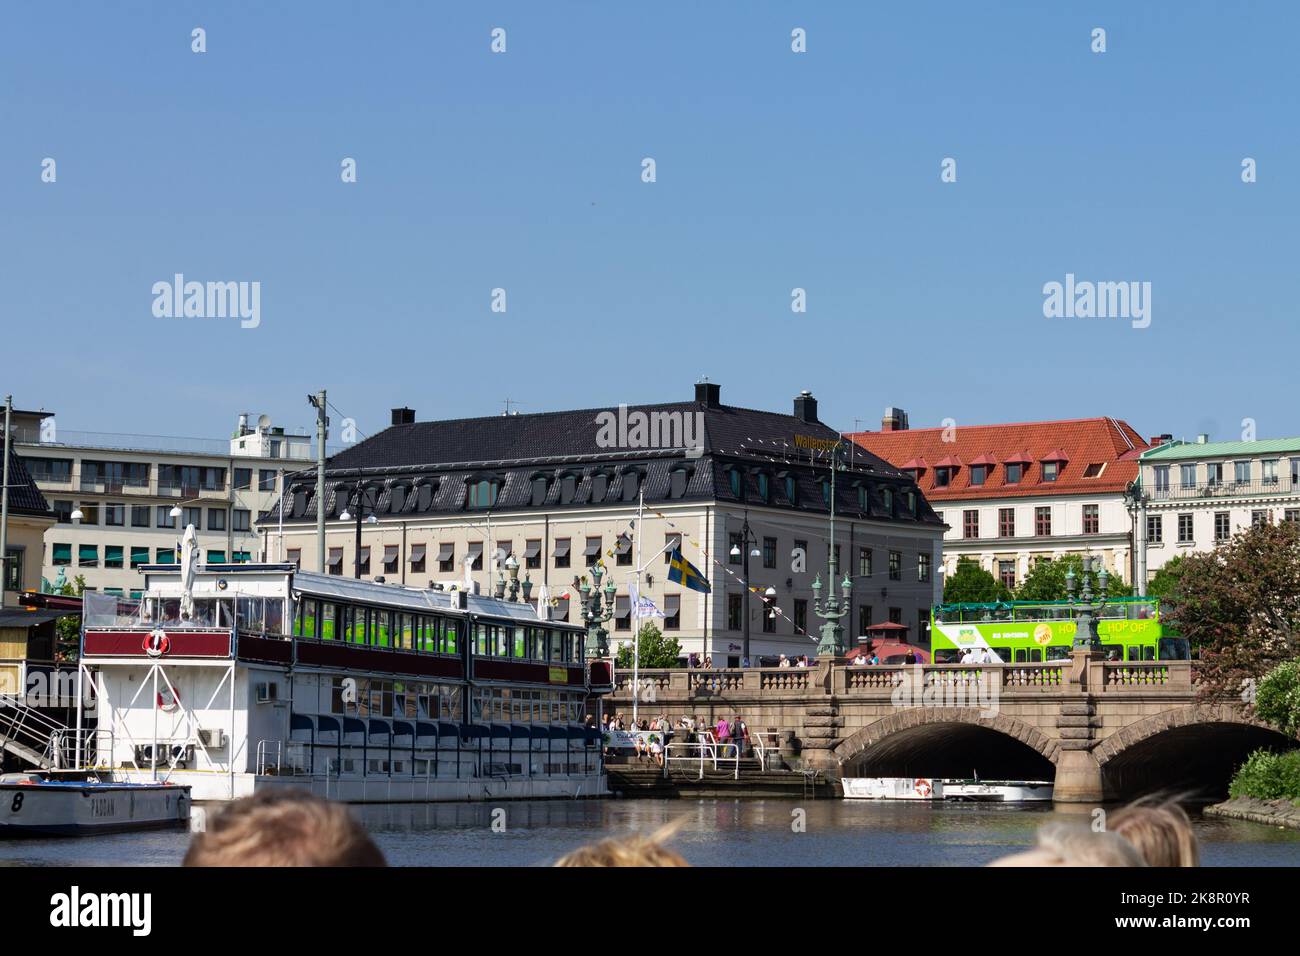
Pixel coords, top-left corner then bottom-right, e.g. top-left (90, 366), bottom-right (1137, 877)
top-left (694, 379), bottom-right (721, 408)
top-left (1148, 434), bottom-right (1172, 448)
top-left (391, 407), bottom-right (415, 426)
top-left (1196, 434), bottom-right (1209, 444)
top-left (882, 407), bottom-right (909, 432)
top-left (793, 390), bottom-right (818, 423)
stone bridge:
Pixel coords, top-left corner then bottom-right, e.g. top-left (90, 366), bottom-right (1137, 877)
top-left (605, 654), bottom-right (1293, 802)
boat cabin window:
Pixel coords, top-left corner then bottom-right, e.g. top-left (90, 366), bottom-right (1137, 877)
top-left (295, 599), bottom-right (319, 639)
top-left (933, 649), bottom-right (962, 664)
top-left (1158, 637), bottom-right (1190, 660)
top-left (1100, 644), bottom-right (1123, 661)
top-left (1013, 648), bottom-right (1043, 663)
top-left (1045, 645), bottom-right (1072, 661)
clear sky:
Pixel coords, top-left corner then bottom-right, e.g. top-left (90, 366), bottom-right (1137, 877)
top-left (2, 1), bottom-right (1296, 446)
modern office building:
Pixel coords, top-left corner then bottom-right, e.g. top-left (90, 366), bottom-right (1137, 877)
top-left (848, 410), bottom-right (1150, 591)
top-left (16, 412), bottom-right (313, 600)
top-left (1134, 435), bottom-right (1300, 577)
top-left (265, 383), bottom-right (945, 663)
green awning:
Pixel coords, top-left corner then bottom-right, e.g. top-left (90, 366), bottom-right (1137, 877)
top-left (79, 545), bottom-right (98, 563)
top-left (105, 545), bottom-right (123, 561)
top-left (207, 550), bottom-right (226, 563)
top-left (232, 551), bottom-right (251, 563)
top-left (156, 549), bottom-right (175, 564)
top-left (53, 543), bottom-right (72, 562)
top-left (131, 546), bottom-right (150, 565)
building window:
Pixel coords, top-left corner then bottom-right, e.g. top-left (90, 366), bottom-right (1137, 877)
top-left (858, 547), bottom-right (872, 577)
top-left (105, 545), bottom-right (124, 569)
top-left (130, 505), bottom-right (150, 528)
top-left (468, 479), bottom-right (499, 509)
top-left (584, 536), bottom-right (602, 567)
top-left (1285, 509), bottom-right (1300, 523)
top-left (762, 537), bottom-right (777, 569)
top-left (1252, 510), bottom-right (1269, 528)
top-left (410, 544), bottom-right (426, 573)
top-left (1147, 515), bottom-right (1163, 544)
top-left (1214, 512), bottom-right (1230, 542)
top-left (54, 500), bottom-right (74, 524)
top-left (857, 605), bottom-right (872, 635)
top-left (328, 546), bottom-right (343, 575)
top-left (156, 506), bottom-right (175, 529)
top-left (664, 533), bottom-right (682, 564)
top-left (783, 474), bottom-right (797, 504)
top-left (998, 560), bottom-right (1016, 590)
top-left (287, 548), bottom-right (301, 568)
top-left (728, 532), bottom-right (743, 565)
top-left (1082, 463), bottom-right (1104, 478)
top-left (183, 506), bottom-right (201, 529)
top-left (1042, 461), bottom-right (1060, 482)
top-left (727, 468), bottom-right (743, 499)
top-left (79, 544), bottom-right (98, 568)
top-left (1153, 465), bottom-right (1170, 494)
top-left (1262, 459), bottom-right (1279, 485)
top-left (525, 539), bottom-right (541, 570)
top-left (79, 502), bottom-right (99, 525)
top-left (615, 595), bottom-right (631, 631)
top-left (52, 543), bottom-right (72, 566)
top-left (727, 594), bottom-right (743, 631)
top-left (622, 470), bottom-right (640, 502)
top-left (257, 469), bottom-right (276, 491)
top-left (1035, 507), bottom-right (1051, 537)
top-left (232, 468), bottom-right (251, 490)
top-left (438, 543), bottom-right (455, 573)
top-left (970, 465), bottom-right (987, 486)
top-left (383, 546), bottom-right (399, 574)
top-left (918, 553), bottom-right (931, 582)
top-left (1005, 462), bottom-right (1023, 484)
top-left (756, 473), bottom-right (770, 503)
top-left (357, 547), bottom-right (371, 575)
top-left (156, 548), bottom-right (175, 564)
top-left (1082, 504), bottom-right (1099, 535)
top-left (888, 551), bottom-right (901, 581)
top-left (1206, 463), bottom-right (1223, 488)
top-left (1178, 513), bottom-right (1194, 543)
top-left (888, 607), bottom-right (902, 625)
top-left (207, 550), bottom-right (227, 564)
top-left (881, 488), bottom-right (894, 514)
top-left (963, 510), bottom-right (979, 539)
top-left (467, 543), bottom-right (484, 571)
top-left (591, 473), bottom-right (609, 502)
top-left (530, 476), bottom-right (548, 507)
top-left (208, 509), bottom-right (226, 532)
top-left (233, 509), bottom-right (251, 532)
top-left (998, 507), bottom-right (1015, 538)
top-left (1179, 464), bottom-right (1196, 489)
top-left (105, 503), bottom-right (125, 526)
top-left (934, 467), bottom-right (951, 488)
top-left (1235, 461), bottom-right (1251, 484)
top-left (663, 594), bottom-right (681, 630)
top-left (554, 538), bottom-right (571, 569)
top-left (794, 599), bottom-right (808, 633)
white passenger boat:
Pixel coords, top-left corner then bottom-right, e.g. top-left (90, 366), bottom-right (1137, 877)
top-left (0, 772), bottom-right (191, 836)
top-left (73, 553), bottom-right (612, 803)
top-left (840, 776), bottom-right (942, 800)
top-left (940, 779), bottom-right (1053, 802)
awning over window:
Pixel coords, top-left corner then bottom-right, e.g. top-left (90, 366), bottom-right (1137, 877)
top-left (615, 595), bottom-right (630, 620)
top-left (53, 543), bottom-right (72, 563)
top-left (437, 542), bottom-right (454, 560)
top-left (156, 550), bottom-right (175, 564)
top-left (615, 535), bottom-right (632, 555)
top-left (78, 545), bottom-right (98, 562)
top-left (207, 551), bottom-right (226, 563)
top-left (583, 539), bottom-right (601, 556)
top-left (326, 550), bottom-right (343, 568)
top-left (130, 546), bottom-right (150, 564)
top-left (466, 542), bottom-right (483, 557)
top-left (383, 545), bottom-right (399, 561)
top-left (410, 544), bottom-right (426, 562)
top-left (553, 539), bottom-right (570, 558)
top-left (524, 541), bottom-right (541, 558)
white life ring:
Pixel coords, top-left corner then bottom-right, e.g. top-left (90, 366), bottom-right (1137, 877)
top-left (914, 778), bottom-right (933, 798)
top-left (144, 629), bottom-right (171, 658)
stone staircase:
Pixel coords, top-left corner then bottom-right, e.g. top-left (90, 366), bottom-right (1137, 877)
top-left (0, 694), bottom-right (64, 770)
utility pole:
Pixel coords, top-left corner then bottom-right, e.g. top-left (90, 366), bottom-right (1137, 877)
top-left (310, 391), bottom-right (328, 573)
top-left (0, 395), bottom-right (12, 607)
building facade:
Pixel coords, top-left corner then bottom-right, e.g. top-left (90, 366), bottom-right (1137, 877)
top-left (848, 410), bottom-right (1149, 591)
top-left (1135, 436), bottom-right (1300, 577)
top-left (16, 413), bottom-right (313, 600)
top-left (265, 383), bottom-right (945, 663)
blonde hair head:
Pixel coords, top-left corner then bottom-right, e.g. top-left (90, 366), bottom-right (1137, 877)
top-left (554, 820), bottom-right (688, 867)
top-left (1109, 802), bottom-right (1199, 867)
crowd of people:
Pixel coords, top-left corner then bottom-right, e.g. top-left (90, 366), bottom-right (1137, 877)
top-left (184, 790), bottom-right (1202, 868)
top-left (599, 711), bottom-right (752, 767)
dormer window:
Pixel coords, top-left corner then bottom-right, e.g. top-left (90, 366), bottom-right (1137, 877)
top-left (591, 472), bottom-right (610, 502)
top-left (559, 473), bottom-right (577, 505)
top-left (530, 475), bottom-right (549, 507)
top-left (621, 468), bottom-right (641, 502)
top-left (1082, 463), bottom-right (1105, 479)
top-left (970, 465), bottom-right (987, 486)
top-left (821, 478), bottom-right (832, 507)
top-left (779, 472), bottom-right (797, 505)
top-left (856, 483), bottom-right (869, 512)
top-left (1042, 462), bottom-right (1059, 482)
top-left (388, 483), bottom-right (408, 514)
top-left (755, 472), bottom-right (770, 503)
top-left (415, 480), bottom-right (437, 512)
top-left (882, 487), bottom-right (894, 513)
top-left (726, 467), bottom-right (744, 499)
top-left (467, 478), bottom-right (499, 509)
top-left (1006, 463), bottom-right (1023, 483)
top-left (668, 466), bottom-right (690, 499)
top-left (934, 467), bottom-right (951, 488)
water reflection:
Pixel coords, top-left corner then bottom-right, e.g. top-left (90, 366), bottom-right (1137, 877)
top-left (3, 799), bottom-right (1299, 867)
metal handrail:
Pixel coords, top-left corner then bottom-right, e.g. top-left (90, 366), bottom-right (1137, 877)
top-left (256, 739), bottom-right (283, 776)
top-left (750, 731), bottom-right (782, 771)
top-left (663, 731), bottom-right (741, 780)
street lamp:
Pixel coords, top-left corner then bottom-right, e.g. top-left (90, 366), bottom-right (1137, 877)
top-left (494, 552), bottom-right (533, 603)
top-left (1066, 555), bottom-right (1111, 652)
top-left (812, 441), bottom-right (853, 657)
top-left (340, 482), bottom-right (380, 578)
top-left (576, 562), bottom-right (618, 659)
top-left (732, 511), bottom-right (763, 666)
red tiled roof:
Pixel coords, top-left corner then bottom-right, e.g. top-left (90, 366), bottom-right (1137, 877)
top-left (846, 417), bottom-right (1148, 501)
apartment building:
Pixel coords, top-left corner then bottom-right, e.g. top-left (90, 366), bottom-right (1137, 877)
top-left (16, 412), bottom-right (313, 599)
top-left (848, 410), bottom-right (1149, 590)
top-left (1135, 435), bottom-right (1300, 575)
top-left (266, 383), bottom-right (945, 663)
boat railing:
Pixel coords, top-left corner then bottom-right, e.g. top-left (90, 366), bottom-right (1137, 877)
top-left (256, 739), bottom-right (283, 776)
top-left (48, 727), bottom-right (116, 771)
top-left (0, 693), bottom-right (71, 770)
top-left (663, 730), bottom-right (740, 780)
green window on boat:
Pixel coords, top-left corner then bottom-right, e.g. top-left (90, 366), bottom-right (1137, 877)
top-left (320, 603), bottom-right (337, 640)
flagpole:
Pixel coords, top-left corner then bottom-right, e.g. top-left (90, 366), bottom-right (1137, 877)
top-left (632, 486), bottom-right (644, 724)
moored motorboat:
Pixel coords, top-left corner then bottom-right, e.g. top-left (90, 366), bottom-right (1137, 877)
top-left (840, 776), bottom-right (942, 800)
top-left (0, 771), bottom-right (191, 837)
top-left (940, 779), bottom-right (1053, 802)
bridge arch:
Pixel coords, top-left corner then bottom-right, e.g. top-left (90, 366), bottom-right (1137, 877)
top-left (1095, 704), bottom-right (1295, 799)
top-left (832, 708), bottom-right (1059, 778)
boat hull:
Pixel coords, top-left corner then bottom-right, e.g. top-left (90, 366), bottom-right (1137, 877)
top-left (841, 776), bottom-right (942, 800)
top-left (0, 783), bottom-right (192, 837)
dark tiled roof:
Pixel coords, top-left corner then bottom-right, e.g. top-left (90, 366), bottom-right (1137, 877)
top-left (264, 401), bottom-right (941, 528)
top-left (6, 451), bottom-right (51, 516)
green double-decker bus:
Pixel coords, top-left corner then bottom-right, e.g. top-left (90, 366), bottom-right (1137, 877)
top-left (929, 598), bottom-right (1189, 663)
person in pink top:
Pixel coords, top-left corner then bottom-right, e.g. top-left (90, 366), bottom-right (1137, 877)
top-left (715, 716), bottom-right (731, 754)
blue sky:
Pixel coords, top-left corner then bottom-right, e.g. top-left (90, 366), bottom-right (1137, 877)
top-left (2, 1), bottom-right (1296, 445)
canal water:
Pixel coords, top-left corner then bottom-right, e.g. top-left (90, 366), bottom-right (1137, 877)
top-left (3, 799), bottom-right (1300, 867)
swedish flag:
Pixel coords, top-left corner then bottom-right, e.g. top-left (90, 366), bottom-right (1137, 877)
top-left (667, 548), bottom-right (711, 593)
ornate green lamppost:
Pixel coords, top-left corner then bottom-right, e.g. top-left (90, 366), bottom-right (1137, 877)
top-left (1066, 555), bottom-right (1110, 651)
top-left (494, 553), bottom-right (533, 604)
top-left (812, 440), bottom-right (853, 657)
top-left (576, 562), bottom-right (618, 658)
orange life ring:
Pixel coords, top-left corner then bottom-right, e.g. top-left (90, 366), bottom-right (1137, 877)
top-left (143, 630), bottom-right (171, 658)
top-left (914, 778), bottom-right (933, 798)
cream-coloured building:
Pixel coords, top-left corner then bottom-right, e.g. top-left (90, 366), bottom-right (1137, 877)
top-left (1135, 435), bottom-right (1300, 577)
top-left (16, 412), bottom-right (313, 599)
top-left (265, 384), bottom-right (945, 663)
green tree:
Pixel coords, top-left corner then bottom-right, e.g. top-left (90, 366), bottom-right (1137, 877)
top-left (1253, 660), bottom-right (1300, 738)
top-left (1146, 554), bottom-right (1189, 601)
top-left (1161, 520), bottom-right (1300, 697)
top-left (1014, 554), bottom-right (1132, 602)
top-left (614, 621), bottom-right (683, 669)
top-left (55, 574), bottom-right (86, 663)
top-left (942, 557), bottom-right (1010, 603)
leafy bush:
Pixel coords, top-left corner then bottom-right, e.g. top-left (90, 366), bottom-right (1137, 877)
top-left (614, 622), bottom-right (683, 669)
top-left (1228, 748), bottom-right (1300, 801)
top-left (1254, 661), bottom-right (1300, 738)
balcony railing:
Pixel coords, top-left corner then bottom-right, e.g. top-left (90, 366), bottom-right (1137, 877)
top-left (1147, 477), bottom-right (1300, 501)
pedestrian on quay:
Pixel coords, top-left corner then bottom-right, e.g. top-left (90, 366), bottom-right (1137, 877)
top-left (716, 715), bottom-right (731, 754)
top-left (733, 715), bottom-right (748, 757)
top-left (778, 653), bottom-right (791, 668)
